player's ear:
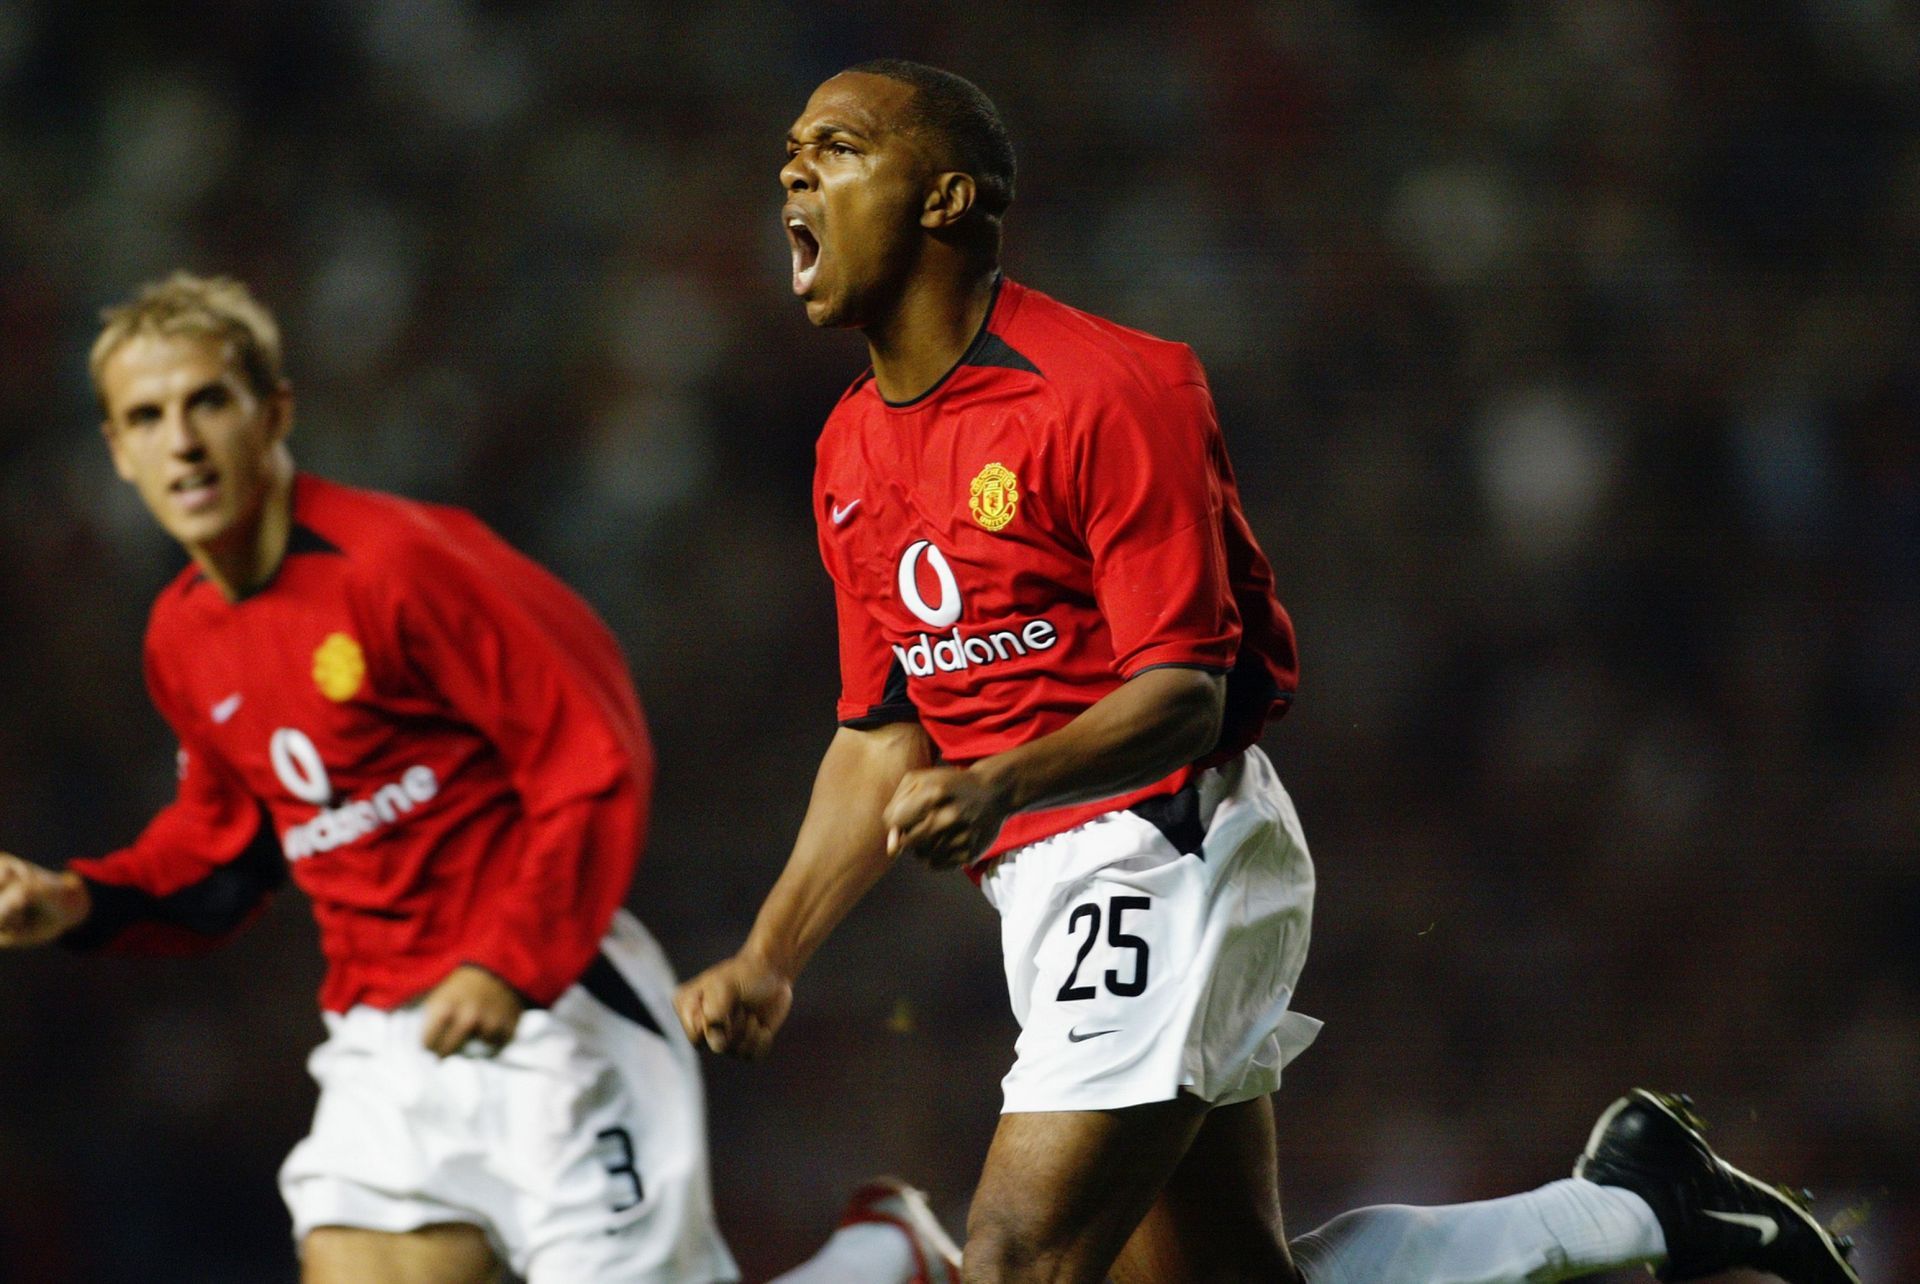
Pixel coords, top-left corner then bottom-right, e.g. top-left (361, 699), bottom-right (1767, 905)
top-left (921, 172), bottom-right (977, 232)
top-left (100, 419), bottom-right (137, 483)
top-left (263, 380), bottom-right (295, 446)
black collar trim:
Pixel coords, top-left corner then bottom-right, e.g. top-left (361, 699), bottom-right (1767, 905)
top-left (878, 273), bottom-right (1026, 409)
top-left (190, 523), bottom-right (343, 600)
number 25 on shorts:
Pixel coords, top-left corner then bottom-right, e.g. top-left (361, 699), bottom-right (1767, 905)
top-left (1056, 895), bottom-right (1150, 1001)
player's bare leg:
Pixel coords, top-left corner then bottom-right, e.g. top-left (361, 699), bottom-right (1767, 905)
top-left (962, 1093), bottom-right (1236, 1284)
top-left (302, 1224), bottom-right (501, 1284)
top-left (1111, 1095), bottom-right (1299, 1284)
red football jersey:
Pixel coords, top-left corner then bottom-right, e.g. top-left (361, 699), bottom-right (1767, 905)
top-left (67, 475), bottom-right (652, 1012)
top-left (815, 278), bottom-right (1298, 862)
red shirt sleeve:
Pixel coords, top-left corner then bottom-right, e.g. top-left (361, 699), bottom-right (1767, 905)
top-left (816, 468), bottom-right (917, 728)
top-left (830, 574), bottom-right (916, 728)
top-left (66, 645), bottom-right (281, 955)
top-left (384, 525), bottom-right (651, 1005)
top-left (1072, 362), bottom-right (1241, 677)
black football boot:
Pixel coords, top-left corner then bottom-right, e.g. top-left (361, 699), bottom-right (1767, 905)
top-left (1576, 1089), bottom-right (1862, 1283)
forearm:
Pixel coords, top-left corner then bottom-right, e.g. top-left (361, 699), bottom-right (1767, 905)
top-left (974, 667), bottom-right (1225, 816)
top-left (743, 721), bottom-right (931, 977)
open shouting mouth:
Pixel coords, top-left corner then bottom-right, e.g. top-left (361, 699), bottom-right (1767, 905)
top-left (786, 205), bottom-right (822, 296)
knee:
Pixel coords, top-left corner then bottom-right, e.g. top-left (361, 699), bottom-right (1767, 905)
top-left (961, 1207), bottom-right (1066, 1284)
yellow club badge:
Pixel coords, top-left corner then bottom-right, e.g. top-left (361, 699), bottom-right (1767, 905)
top-left (313, 632), bottom-right (367, 702)
top-left (969, 462), bottom-right (1019, 533)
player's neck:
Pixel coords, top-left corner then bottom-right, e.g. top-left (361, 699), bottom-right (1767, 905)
top-left (865, 265), bottom-right (997, 404)
top-left (190, 452), bottom-right (297, 602)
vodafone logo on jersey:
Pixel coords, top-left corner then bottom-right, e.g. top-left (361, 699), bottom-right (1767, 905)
top-left (898, 541), bottom-right (961, 628)
top-left (270, 728), bottom-right (332, 804)
top-left (891, 540), bottom-right (1060, 678)
top-left (269, 727), bottom-right (441, 861)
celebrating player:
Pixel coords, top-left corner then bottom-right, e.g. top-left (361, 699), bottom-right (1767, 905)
top-left (0, 273), bottom-right (961, 1284)
top-left (674, 60), bottom-right (1864, 1284)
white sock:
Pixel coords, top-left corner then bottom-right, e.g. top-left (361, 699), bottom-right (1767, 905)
top-left (1290, 1177), bottom-right (1666, 1284)
top-left (767, 1221), bottom-right (920, 1284)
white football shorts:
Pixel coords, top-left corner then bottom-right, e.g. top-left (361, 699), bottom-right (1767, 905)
top-left (981, 745), bottom-right (1321, 1114)
top-left (278, 909), bottom-right (740, 1284)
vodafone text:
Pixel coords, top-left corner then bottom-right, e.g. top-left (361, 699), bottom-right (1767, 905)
top-left (892, 618), bottom-right (1060, 678)
top-left (269, 726), bottom-right (441, 860)
top-left (281, 766), bottom-right (439, 860)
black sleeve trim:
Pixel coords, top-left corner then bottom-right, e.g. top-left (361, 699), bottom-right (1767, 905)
top-left (62, 808), bottom-right (287, 951)
top-left (840, 655), bottom-right (918, 729)
top-left (1126, 660), bottom-right (1233, 678)
top-left (839, 705), bottom-right (921, 730)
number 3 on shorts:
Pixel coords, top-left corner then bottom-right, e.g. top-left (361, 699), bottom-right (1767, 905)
top-left (1056, 895), bottom-right (1151, 1001)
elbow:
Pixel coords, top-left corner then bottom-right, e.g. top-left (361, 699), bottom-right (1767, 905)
top-left (1166, 669), bottom-right (1227, 765)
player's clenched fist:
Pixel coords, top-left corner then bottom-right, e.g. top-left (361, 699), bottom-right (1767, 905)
top-left (883, 766), bottom-right (1012, 871)
top-left (0, 853), bottom-right (91, 948)
top-left (674, 953), bottom-right (793, 1060)
top-left (419, 964), bottom-right (525, 1058)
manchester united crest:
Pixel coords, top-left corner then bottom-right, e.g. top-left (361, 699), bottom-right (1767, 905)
top-left (969, 462), bottom-right (1019, 532)
top-left (313, 632), bottom-right (367, 702)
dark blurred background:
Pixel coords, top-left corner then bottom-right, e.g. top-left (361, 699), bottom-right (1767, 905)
top-left (1, 1), bottom-right (1914, 1280)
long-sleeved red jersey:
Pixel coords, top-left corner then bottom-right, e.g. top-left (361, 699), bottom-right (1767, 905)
top-left (67, 474), bottom-right (652, 1013)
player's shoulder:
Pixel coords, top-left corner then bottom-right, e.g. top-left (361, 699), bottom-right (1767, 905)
top-left (271, 474), bottom-right (527, 621)
top-left (146, 558), bottom-right (210, 638)
top-left (996, 280), bottom-right (1207, 404)
top-left (820, 367), bottom-right (879, 437)
top-left (142, 477), bottom-right (506, 654)
top-left (296, 474), bottom-right (491, 563)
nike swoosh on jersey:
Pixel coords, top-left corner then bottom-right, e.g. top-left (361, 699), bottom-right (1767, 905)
top-left (1066, 1027), bottom-right (1119, 1043)
top-left (830, 499), bottom-right (862, 525)
top-left (1702, 1210), bottom-right (1779, 1246)
top-left (212, 693), bottom-right (243, 724)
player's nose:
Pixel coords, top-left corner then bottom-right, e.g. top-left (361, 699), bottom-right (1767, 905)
top-left (781, 149), bottom-right (814, 193)
top-left (163, 407), bottom-right (206, 456)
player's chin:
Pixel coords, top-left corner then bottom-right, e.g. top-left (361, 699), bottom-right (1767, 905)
top-left (805, 285), bottom-right (873, 331)
top-left (802, 293), bottom-right (848, 329)
top-left (161, 506), bottom-right (234, 548)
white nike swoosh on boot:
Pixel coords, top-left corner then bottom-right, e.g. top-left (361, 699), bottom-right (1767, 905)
top-left (1702, 1210), bottom-right (1779, 1246)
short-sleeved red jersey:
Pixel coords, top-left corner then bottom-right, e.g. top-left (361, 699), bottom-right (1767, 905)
top-left (814, 278), bottom-right (1297, 862)
top-left (67, 475), bottom-right (652, 1012)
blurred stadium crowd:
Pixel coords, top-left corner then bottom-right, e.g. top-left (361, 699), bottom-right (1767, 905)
top-left (0, 1), bottom-right (1914, 1280)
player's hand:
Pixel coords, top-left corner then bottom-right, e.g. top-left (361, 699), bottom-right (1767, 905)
top-left (420, 964), bottom-right (525, 1057)
top-left (883, 766), bottom-right (1011, 871)
top-left (674, 952), bottom-right (793, 1060)
top-left (0, 854), bottom-right (91, 948)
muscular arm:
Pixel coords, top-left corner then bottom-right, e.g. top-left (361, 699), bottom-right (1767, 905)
top-left (674, 719), bottom-right (931, 1057)
top-left (884, 665), bottom-right (1225, 870)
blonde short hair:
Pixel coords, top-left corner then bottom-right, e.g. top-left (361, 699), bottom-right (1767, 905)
top-left (90, 272), bottom-right (284, 411)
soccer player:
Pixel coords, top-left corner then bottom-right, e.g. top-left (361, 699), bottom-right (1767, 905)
top-left (0, 274), bottom-right (961, 1284)
top-left (674, 60), bottom-right (1865, 1284)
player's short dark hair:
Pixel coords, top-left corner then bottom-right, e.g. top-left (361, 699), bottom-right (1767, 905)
top-left (847, 59), bottom-right (1016, 256)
